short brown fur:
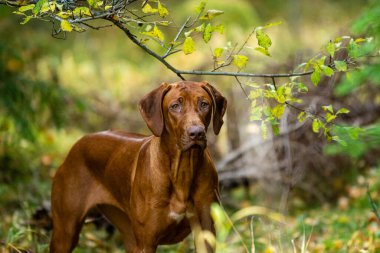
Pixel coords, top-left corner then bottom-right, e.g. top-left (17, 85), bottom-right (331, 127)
top-left (50, 81), bottom-right (227, 253)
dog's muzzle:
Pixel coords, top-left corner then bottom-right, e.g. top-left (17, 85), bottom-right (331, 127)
top-left (183, 125), bottom-right (207, 150)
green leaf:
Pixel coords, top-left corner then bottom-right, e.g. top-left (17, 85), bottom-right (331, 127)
top-left (272, 104), bottom-right (285, 119)
top-left (200, 9), bottom-right (224, 20)
top-left (232, 55), bottom-right (248, 70)
top-left (297, 111), bottom-right (307, 123)
top-left (157, 0), bottom-right (169, 17)
top-left (297, 82), bottom-right (308, 93)
top-left (203, 23), bottom-right (213, 43)
top-left (336, 108), bottom-right (350, 114)
top-left (40, 1), bottom-right (55, 13)
top-left (256, 29), bottom-right (272, 50)
top-left (332, 135), bottom-right (348, 146)
top-left (195, 1), bottom-right (206, 14)
top-left (326, 112), bottom-right (336, 123)
top-left (262, 21), bottom-right (282, 29)
top-left (142, 3), bottom-right (158, 14)
top-left (345, 126), bottom-right (362, 140)
top-left (255, 46), bottom-right (270, 56)
top-left (195, 23), bottom-right (205, 32)
top-left (183, 37), bottom-right (195, 55)
top-left (312, 118), bottom-right (320, 133)
top-left (13, 11), bottom-right (27, 16)
top-left (311, 69), bottom-right (321, 86)
top-left (250, 106), bottom-right (262, 121)
top-left (334, 60), bottom-right (347, 71)
top-left (214, 48), bottom-right (224, 58)
top-left (322, 65), bottom-right (334, 77)
top-left (214, 24), bottom-right (224, 34)
top-left (260, 121), bottom-right (268, 139)
top-left (348, 39), bottom-right (359, 58)
top-left (20, 15), bottom-right (33, 24)
top-left (32, 0), bottom-right (47, 14)
top-left (322, 105), bottom-right (334, 113)
top-left (87, 0), bottom-right (97, 8)
top-left (19, 4), bottom-right (35, 12)
top-left (249, 89), bottom-right (262, 100)
top-left (316, 56), bottom-right (326, 66)
top-left (325, 41), bottom-right (335, 57)
top-left (272, 124), bottom-right (280, 136)
top-left (60, 20), bottom-right (73, 32)
top-left (263, 105), bottom-right (272, 117)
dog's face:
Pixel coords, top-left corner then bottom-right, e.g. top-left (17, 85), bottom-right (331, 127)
top-left (139, 81), bottom-right (227, 151)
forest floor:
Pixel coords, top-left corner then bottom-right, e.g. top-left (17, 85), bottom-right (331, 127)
top-left (1, 167), bottom-right (379, 253)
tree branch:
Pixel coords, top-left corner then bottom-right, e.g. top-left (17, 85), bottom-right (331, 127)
top-left (162, 16), bottom-right (191, 59)
top-left (1, 0), bottom-right (317, 81)
top-left (109, 19), bottom-right (186, 80)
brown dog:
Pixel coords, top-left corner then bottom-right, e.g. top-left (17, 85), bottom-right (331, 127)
top-left (50, 81), bottom-right (227, 253)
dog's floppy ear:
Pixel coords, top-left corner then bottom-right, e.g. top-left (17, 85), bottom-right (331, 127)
top-left (139, 82), bottom-right (171, 136)
top-left (201, 81), bottom-right (227, 135)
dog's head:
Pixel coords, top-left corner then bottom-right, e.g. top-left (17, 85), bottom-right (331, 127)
top-left (139, 81), bottom-right (227, 151)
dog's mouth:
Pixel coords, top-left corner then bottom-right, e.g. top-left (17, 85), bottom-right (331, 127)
top-left (182, 140), bottom-right (207, 151)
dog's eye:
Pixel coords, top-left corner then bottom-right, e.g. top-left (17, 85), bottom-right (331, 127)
top-left (200, 101), bottom-right (209, 110)
top-left (170, 103), bottom-right (181, 111)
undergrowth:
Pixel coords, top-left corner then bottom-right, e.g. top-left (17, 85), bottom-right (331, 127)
top-left (1, 167), bottom-right (379, 253)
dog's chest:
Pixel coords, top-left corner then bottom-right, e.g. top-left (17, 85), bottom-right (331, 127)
top-left (167, 196), bottom-right (194, 223)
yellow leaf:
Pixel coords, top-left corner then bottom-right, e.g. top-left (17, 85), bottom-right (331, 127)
top-left (183, 37), bottom-right (195, 55)
top-left (272, 104), bottom-right (285, 119)
top-left (141, 25), bottom-right (164, 42)
top-left (73, 7), bottom-right (91, 16)
top-left (213, 47), bottom-right (223, 58)
top-left (157, 0), bottom-right (168, 17)
top-left (56, 11), bottom-right (71, 18)
top-left (142, 3), bottom-right (157, 14)
top-left (233, 54), bottom-right (248, 69)
top-left (60, 20), bottom-right (73, 32)
top-left (312, 118), bottom-right (320, 133)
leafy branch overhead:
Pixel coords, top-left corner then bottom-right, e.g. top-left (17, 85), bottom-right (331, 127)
top-left (1, 0), bottom-right (377, 143)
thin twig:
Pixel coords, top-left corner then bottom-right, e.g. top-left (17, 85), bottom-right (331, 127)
top-left (163, 16), bottom-right (191, 58)
top-left (110, 19), bottom-right (186, 80)
top-left (234, 76), bottom-right (250, 99)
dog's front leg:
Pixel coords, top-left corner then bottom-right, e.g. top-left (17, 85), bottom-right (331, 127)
top-left (189, 204), bottom-right (216, 253)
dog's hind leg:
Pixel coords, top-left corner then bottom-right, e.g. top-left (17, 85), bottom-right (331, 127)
top-left (49, 164), bottom-right (92, 253)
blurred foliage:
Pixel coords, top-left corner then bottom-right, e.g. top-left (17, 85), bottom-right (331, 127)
top-left (325, 124), bottom-right (380, 159)
top-left (325, 0), bottom-right (380, 159)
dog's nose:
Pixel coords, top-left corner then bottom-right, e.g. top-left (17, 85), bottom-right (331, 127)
top-left (187, 126), bottom-right (206, 140)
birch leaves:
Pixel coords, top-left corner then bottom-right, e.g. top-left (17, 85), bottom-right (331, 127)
top-left (182, 2), bottom-right (224, 55)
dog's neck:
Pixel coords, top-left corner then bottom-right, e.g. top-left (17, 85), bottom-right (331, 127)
top-left (153, 136), bottom-right (203, 204)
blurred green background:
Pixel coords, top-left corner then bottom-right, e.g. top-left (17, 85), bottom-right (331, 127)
top-left (1, 0), bottom-right (380, 252)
